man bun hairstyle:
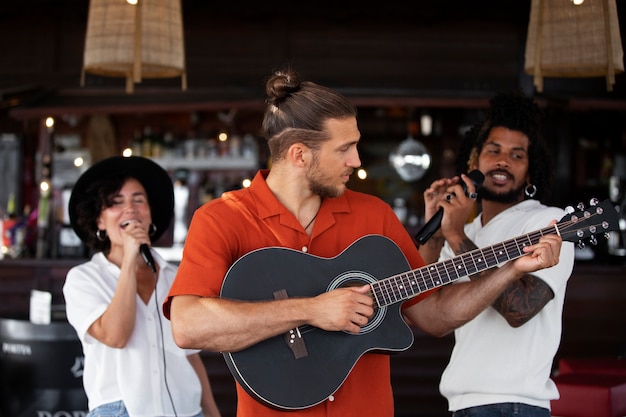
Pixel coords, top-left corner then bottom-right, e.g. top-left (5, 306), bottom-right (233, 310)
top-left (261, 67), bottom-right (357, 160)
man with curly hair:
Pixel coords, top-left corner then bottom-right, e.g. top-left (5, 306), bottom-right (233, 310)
top-left (419, 92), bottom-right (575, 417)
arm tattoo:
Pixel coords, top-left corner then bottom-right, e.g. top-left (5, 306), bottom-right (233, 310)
top-left (492, 276), bottom-right (554, 327)
top-left (456, 237), bottom-right (477, 255)
top-left (453, 237), bottom-right (555, 328)
top-left (426, 235), bottom-right (445, 250)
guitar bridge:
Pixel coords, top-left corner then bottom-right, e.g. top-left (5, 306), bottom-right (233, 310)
top-left (274, 289), bottom-right (309, 359)
top-left (284, 327), bottom-right (309, 359)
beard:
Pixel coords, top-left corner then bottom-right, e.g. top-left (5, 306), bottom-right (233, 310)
top-left (309, 179), bottom-right (341, 199)
top-left (306, 156), bottom-right (347, 199)
top-left (479, 183), bottom-right (525, 204)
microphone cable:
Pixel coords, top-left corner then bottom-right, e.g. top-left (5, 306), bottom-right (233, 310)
top-left (151, 266), bottom-right (179, 417)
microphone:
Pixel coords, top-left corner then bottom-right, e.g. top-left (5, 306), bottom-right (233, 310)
top-left (140, 243), bottom-right (157, 273)
top-left (415, 170), bottom-right (485, 245)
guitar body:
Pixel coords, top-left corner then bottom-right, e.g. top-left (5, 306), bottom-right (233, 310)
top-left (220, 235), bottom-right (415, 410)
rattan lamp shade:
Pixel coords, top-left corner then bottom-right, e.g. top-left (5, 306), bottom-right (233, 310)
top-left (81, 0), bottom-right (186, 93)
top-left (524, 0), bottom-right (624, 92)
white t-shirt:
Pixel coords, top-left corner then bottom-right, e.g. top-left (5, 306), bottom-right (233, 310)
top-left (438, 199), bottom-right (575, 412)
top-left (63, 250), bottom-right (203, 417)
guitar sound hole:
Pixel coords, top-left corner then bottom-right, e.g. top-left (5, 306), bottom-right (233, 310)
top-left (339, 279), bottom-right (368, 288)
top-left (327, 271), bottom-right (386, 335)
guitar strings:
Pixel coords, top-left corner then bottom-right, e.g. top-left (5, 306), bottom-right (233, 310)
top-left (297, 209), bottom-right (611, 334)
top-left (372, 213), bottom-right (608, 306)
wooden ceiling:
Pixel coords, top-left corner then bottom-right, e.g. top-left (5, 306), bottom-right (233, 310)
top-left (1, 0), bottom-right (626, 119)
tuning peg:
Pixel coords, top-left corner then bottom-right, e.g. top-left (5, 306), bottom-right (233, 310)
top-left (565, 206), bottom-right (575, 214)
top-left (589, 197), bottom-right (599, 206)
top-left (604, 232), bottom-right (612, 240)
top-left (577, 240), bottom-right (586, 249)
top-left (589, 235), bottom-right (598, 245)
top-left (577, 202), bottom-right (585, 211)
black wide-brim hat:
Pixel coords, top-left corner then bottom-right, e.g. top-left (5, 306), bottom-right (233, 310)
top-left (69, 156), bottom-right (174, 243)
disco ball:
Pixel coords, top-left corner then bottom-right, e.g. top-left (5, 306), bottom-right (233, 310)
top-left (389, 136), bottom-right (431, 182)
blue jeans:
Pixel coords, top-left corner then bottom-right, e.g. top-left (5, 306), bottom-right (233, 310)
top-left (452, 403), bottom-right (550, 417)
top-left (87, 400), bottom-right (203, 417)
top-left (86, 401), bottom-right (128, 417)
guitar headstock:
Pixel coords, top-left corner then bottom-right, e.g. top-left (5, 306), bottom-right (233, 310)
top-left (559, 198), bottom-right (620, 247)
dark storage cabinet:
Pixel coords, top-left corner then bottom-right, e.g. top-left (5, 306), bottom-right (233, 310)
top-left (0, 318), bottom-right (87, 417)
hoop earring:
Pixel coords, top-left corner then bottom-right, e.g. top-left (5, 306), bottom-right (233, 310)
top-left (149, 223), bottom-right (157, 237)
top-left (95, 229), bottom-right (107, 241)
top-left (525, 184), bottom-right (537, 198)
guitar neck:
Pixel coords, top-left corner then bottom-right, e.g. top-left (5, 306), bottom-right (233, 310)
top-left (371, 224), bottom-right (558, 307)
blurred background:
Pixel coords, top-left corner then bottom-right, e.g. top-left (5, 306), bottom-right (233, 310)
top-left (1, 1), bottom-right (625, 416)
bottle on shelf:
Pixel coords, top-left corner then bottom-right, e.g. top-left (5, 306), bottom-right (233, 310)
top-left (242, 133), bottom-right (259, 160)
top-left (141, 126), bottom-right (153, 157)
top-left (131, 129), bottom-right (142, 157)
top-left (151, 129), bottom-right (164, 158)
top-left (162, 132), bottom-right (175, 159)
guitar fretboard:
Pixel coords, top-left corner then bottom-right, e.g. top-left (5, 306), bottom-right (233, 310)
top-left (371, 225), bottom-right (556, 307)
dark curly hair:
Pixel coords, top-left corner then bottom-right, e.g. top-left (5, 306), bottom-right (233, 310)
top-left (261, 67), bottom-right (357, 161)
top-left (455, 92), bottom-right (554, 203)
top-left (75, 175), bottom-right (139, 254)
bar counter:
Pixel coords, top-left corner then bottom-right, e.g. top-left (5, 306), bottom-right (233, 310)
top-left (0, 258), bottom-right (81, 320)
top-left (0, 258), bottom-right (624, 417)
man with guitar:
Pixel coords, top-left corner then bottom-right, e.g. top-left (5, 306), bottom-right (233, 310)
top-left (163, 69), bottom-right (563, 417)
top-left (418, 92), bottom-right (576, 417)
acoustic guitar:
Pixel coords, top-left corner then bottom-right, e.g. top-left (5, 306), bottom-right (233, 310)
top-left (220, 198), bottom-right (618, 410)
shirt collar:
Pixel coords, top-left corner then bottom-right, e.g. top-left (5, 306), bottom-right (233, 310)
top-left (248, 169), bottom-right (352, 221)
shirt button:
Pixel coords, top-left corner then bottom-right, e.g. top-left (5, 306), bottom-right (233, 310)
top-left (302, 246), bottom-right (308, 253)
top-left (328, 395), bottom-right (335, 402)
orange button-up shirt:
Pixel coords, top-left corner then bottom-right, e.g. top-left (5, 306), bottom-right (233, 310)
top-left (165, 170), bottom-right (429, 417)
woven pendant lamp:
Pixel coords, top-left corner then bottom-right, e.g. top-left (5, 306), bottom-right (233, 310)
top-left (81, 0), bottom-right (187, 93)
top-left (524, 0), bottom-right (624, 92)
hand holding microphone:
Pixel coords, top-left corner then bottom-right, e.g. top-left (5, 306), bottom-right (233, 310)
top-left (415, 170), bottom-right (484, 244)
top-left (140, 243), bottom-right (156, 273)
top-left (122, 219), bottom-right (157, 273)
